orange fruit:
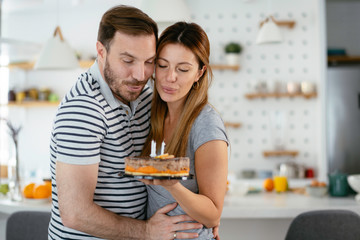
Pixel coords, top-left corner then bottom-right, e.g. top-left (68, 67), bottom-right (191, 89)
top-left (33, 184), bottom-right (51, 199)
top-left (263, 178), bottom-right (274, 192)
top-left (23, 183), bottom-right (35, 198)
top-left (44, 180), bottom-right (52, 188)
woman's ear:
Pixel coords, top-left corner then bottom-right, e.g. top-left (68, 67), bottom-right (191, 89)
top-left (195, 65), bottom-right (206, 82)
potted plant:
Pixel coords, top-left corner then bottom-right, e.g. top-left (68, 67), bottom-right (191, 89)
top-left (224, 42), bottom-right (242, 66)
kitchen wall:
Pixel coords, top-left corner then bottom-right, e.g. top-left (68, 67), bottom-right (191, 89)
top-left (1, 0), bottom-right (327, 181)
top-left (326, 0), bottom-right (360, 55)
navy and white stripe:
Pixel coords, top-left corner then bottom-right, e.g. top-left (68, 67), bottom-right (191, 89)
top-left (48, 62), bottom-right (152, 239)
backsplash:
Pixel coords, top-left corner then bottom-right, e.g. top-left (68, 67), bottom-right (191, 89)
top-left (187, 0), bottom-right (324, 178)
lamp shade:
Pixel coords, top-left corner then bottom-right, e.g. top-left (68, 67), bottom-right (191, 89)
top-left (141, 0), bottom-right (191, 34)
top-left (34, 26), bottom-right (78, 69)
top-left (256, 17), bottom-right (283, 45)
top-left (141, 0), bottom-right (190, 22)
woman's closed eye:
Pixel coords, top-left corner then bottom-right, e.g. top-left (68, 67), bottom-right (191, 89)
top-left (178, 68), bottom-right (189, 72)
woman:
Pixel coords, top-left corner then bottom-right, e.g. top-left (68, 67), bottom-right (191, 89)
top-left (141, 22), bottom-right (228, 240)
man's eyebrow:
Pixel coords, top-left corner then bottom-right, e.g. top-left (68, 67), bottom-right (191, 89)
top-left (120, 52), bottom-right (156, 62)
top-left (119, 52), bottom-right (134, 58)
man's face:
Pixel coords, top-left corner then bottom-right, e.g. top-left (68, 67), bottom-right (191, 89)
top-left (97, 31), bottom-right (156, 105)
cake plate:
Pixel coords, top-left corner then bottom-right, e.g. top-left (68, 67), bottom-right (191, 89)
top-left (118, 172), bottom-right (193, 180)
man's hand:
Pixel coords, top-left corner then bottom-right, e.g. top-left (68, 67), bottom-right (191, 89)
top-left (146, 202), bottom-right (203, 240)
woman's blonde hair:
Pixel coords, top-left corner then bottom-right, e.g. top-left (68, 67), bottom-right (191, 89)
top-left (142, 22), bottom-right (213, 157)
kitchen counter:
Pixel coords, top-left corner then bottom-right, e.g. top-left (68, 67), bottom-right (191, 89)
top-left (1, 192), bottom-right (359, 240)
top-left (219, 191), bottom-right (360, 240)
top-left (222, 191), bottom-right (360, 219)
top-left (1, 191), bottom-right (359, 217)
top-left (0, 197), bottom-right (51, 240)
top-left (0, 198), bottom-right (51, 214)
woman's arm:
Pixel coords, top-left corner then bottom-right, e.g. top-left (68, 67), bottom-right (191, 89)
top-left (161, 140), bottom-right (228, 228)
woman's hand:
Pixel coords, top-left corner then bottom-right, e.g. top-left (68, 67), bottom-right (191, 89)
top-left (213, 222), bottom-right (221, 240)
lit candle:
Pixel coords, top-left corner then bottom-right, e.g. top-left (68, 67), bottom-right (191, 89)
top-left (150, 140), bottom-right (156, 157)
top-left (160, 141), bottom-right (165, 155)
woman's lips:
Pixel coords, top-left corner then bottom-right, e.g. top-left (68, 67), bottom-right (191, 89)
top-left (162, 86), bottom-right (177, 94)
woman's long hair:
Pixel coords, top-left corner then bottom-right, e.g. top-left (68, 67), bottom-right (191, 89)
top-left (142, 22), bottom-right (213, 157)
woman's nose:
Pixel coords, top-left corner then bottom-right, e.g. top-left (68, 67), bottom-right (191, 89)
top-left (165, 69), bottom-right (176, 82)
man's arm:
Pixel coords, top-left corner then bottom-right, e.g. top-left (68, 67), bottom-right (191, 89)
top-left (56, 161), bottom-right (201, 240)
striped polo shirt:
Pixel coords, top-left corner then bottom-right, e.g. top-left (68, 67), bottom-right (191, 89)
top-left (48, 61), bottom-right (152, 239)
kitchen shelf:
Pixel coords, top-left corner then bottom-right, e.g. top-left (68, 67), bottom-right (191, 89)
top-left (7, 61), bottom-right (35, 70)
top-left (6, 60), bottom-right (95, 70)
top-left (211, 64), bottom-right (240, 71)
top-left (6, 60), bottom-right (239, 71)
top-left (245, 92), bottom-right (317, 99)
top-left (263, 150), bottom-right (299, 158)
top-left (328, 56), bottom-right (360, 65)
top-left (5, 101), bottom-right (60, 108)
top-left (224, 122), bottom-right (242, 128)
top-left (79, 62), bottom-right (239, 71)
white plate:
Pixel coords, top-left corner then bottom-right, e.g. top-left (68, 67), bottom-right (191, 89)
top-left (119, 172), bottom-right (193, 180)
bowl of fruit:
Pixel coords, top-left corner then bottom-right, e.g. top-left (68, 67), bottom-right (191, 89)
top-left (306, 180), bottom-right (328, 197)
top-left (23, 180), bottom-right (52, 203)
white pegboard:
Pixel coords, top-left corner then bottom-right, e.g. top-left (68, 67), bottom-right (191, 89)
top-left (187, 0), bottom-right (323, 177)
top-left (3, 0), bottom-right (325, 180)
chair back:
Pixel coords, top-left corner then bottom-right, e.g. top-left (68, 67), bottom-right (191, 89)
top-left (285, 209), bottom-right (360, 240)
top-left (6, 211), bottom-right (51, 240)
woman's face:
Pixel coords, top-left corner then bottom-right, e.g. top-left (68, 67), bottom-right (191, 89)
top-left (155, 43), bottom-right (204, 106)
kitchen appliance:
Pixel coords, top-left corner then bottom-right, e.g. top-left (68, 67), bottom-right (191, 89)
top-left (276, 162), bottom-right (304, 179)
top-left (327, 66), bottom-right (360, 175)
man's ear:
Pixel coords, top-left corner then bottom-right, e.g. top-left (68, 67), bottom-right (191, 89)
top-left (96, 41), bottom-right (106, 61)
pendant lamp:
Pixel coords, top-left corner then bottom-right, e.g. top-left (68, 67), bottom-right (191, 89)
top-left (34, 26), bottom-right (78, 69)
top-left (256, 0), bottom-right (296, 45)
top-left (256, 16), bottom-right (283, 45)
top-left (141, 0), bottom-right (191, 34)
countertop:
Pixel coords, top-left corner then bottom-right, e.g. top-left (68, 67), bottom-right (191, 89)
top-left (1, 193), bottom-right (359, 218)
top-left (0, 198), bottom-right (51, 214)
top-left (222, 191), bottom-right (360, 219)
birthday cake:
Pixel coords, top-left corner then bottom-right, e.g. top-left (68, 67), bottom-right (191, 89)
top-left (124, 141), bottom-right (190, 177)
top-left (124, 154), bottom-right (190, 177)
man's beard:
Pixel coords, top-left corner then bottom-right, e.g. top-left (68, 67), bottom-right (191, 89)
top-left (103, 59), bottom-right (144, 104)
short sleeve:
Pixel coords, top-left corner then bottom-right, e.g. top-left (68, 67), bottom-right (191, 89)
top-left (189, 105), bottom-right (229, 154)
top-left (52, 95), bottom-right (106, 165)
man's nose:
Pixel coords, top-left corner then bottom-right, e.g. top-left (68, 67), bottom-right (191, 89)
top-left (132, 63), bottom-right (146, 81)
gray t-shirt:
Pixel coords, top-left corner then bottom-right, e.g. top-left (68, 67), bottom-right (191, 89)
top-left (146, 104), bottom-right (229, 240)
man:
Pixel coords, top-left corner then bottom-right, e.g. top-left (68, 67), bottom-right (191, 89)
top-left (48, 5), bottom-right (202, 239)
